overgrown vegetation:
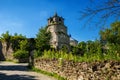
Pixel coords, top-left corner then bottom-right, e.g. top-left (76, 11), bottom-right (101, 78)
top-left (0, 31), bottom-right (26, 51)
top-left (0, 31), bottom-right (30, 61)
top-left (40, 49), bottom-right (120, 62)
top-left (13, 50), bottom-right (29, 59)
top-left (0, 21), bottom-right (120, 62)
top-left (36, 26), bottom-right (51, 52)
top-left (34, 26), bottom-right (51, 58)
top-left (0, 18), bottom-right (120, 80)
top-left (35, 21), bottom-right (120, 62)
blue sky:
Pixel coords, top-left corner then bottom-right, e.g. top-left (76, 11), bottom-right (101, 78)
top-left (0, 0), bottom-right (101, 42)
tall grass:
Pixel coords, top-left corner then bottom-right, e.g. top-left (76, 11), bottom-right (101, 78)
top-left (41, 50), bottom-right (120, 62)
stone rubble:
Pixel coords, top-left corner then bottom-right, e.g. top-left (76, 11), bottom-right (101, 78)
top-left (34, 59), bottom-right (120, 80)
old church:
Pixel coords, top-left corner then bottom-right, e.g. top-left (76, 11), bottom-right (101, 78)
top-left (47, 13), bottom-right (78, 50)
top-left (0, 13), bottom-right (78, 61)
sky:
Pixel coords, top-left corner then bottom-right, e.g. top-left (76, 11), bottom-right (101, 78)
top-left (0, 0), bottom-right (101, 42)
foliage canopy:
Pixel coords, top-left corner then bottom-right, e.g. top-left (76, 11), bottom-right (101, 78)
top-left (36, 26), bottom-right (51, 51)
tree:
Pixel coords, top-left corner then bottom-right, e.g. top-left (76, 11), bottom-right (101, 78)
top-left (71, 46), bottom-right (83, 56)
top-left (80, 0), bottom-right (120, 27)
top-left (13, 50), bottom-right (29, 60)
top-left (10, 33), bottom-right (26, 51)
top-left (100, 21), bottom-right (120, 44)
top-left (36, 26), bottom-right (51, 51)
top-left (78, 41), bottom-right (86, 50)
top-left (0, 31), bottom-right (11, 42)
top-left (13, 36), bottom-right (29, 63)
top-left (77, 41), bottom-right (87, 55)
top-left (19, 40), bottom-right (29, 50)
top-left (100, 21), bottom-right (120, 53)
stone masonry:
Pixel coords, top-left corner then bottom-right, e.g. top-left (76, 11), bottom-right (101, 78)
top-left (0, 41), bottom-right (13, 61)
top-left (34, 58), bottom-right (120, 80)
top-left (47, 13), bottom-right (70, 50)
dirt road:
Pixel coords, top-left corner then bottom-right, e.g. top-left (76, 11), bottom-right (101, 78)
top-left (0, 61), bottom-right (56, 80)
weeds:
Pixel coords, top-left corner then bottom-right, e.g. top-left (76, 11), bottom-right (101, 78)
top-left (41, 50), bottom-right (120, 62)
top-left (32, 67), bottom-right (67, 80)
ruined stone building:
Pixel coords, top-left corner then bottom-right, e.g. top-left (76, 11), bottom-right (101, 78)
top-left (0, 41), bottom-right (13, 61)
top-left (70, 38), bottom-right (78, 47)
top-left (0, 13), bottom-right (78, 61)
top-left (47, 13), bottom-right (78, 50)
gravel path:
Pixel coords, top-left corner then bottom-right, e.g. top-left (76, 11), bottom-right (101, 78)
top-left (0, 61), bottom-right (56, 80)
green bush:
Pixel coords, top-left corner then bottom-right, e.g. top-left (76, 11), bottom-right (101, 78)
top-left (34, 50), bottom-right (42, 58)
top-left (13, 50), bottom-right (29, 59)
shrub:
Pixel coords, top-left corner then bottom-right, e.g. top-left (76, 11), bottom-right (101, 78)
top-left (13, 50), bottom-right (29, 59)
top-left (34, 50), bottom-right (42, 58)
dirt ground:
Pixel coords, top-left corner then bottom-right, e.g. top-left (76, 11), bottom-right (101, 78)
top-left (0, 61), bottom-right (56, 80)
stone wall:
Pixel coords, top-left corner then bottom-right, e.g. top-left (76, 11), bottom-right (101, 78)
top-left (47, 24), bottom-right (70, 50)
top-left (47, 13), bottom-right (70, 50)
top-left (0, 42), bottom-right (5, 60)
top-left (70, 39), bottom-right (78, 47)
top-left (34, 58), bottom-right (120, 80)
top-left (0, 41), bottom-right (14, 61)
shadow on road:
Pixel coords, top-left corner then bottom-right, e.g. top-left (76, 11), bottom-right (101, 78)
top-left (0, 72), bottom-right (36, 80)
top-left (0, 62), bottom-right (37, 80)
top-left (0, 64), bottom-right (28, 71)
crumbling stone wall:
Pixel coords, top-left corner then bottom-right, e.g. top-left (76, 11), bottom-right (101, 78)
top-left (0, 41), bottom-right (13, 61)
top-left (0, 41), bottom-right (5, 61)
top-left (47, 13), bottom-right (70, 51)
top-left (34, 59), bottom-right (120, 80)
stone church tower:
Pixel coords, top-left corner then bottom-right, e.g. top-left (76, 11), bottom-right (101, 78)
top-left (47, 13), bottom-right (70, 50)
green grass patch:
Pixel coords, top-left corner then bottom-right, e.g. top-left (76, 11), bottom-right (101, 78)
top-left (31, 67), bottom-right (67, 80)
top-left (40, 50), bottom-right (120, 63)
top-left (6, 58), bottom-right (19, 63)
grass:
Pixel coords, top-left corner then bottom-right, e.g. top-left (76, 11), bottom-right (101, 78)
top-left (31, 67), bottom-right (67, 80)
top-left (32, 49), bottom-right (120, 80)
top-left (6, 58), bottom-right (19, 63)
top-left (41, 50), bottom-right (120, 62)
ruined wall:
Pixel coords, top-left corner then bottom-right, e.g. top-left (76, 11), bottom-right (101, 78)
top-left (0, 41), bottom-right (5, 61)
top-left (34, 59), bottom-right (120, 80)
top-left (0, 41), bottom-right (14, 61)
top-left (47, 13), bottom-right (70, 50)
top-left (70, 39), bottom-right (78, 47)
top-left (47, 24), bottom-right (70, 50)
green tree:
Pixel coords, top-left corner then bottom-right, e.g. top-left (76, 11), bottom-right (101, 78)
top-left (78, 41), bottom-right (86, 52)
top-left (10, 33), bottom-right (26, 51)
top-left (71, 46), bottom-right (83, 56)
top-left (36, 26), bottom-right (51, 52)
top-left (100, 21), bottom-right (120, 44)
top-left (0, 31), bottom-right (11, 42)
top-left (71, 41), bottom-right (87, 55)
top-left (19, 40), bottom-right (29, 50)
top-left (13, 50), bottom-right (29, 59)
top-left (100, 21), bottom-right (120, 54)
top-left (13, 37), bottom-right (29, 62)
